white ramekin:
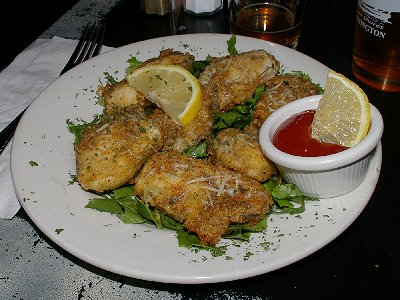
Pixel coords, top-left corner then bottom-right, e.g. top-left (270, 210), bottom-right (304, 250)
top-left (259, 95), bottom-right (384, 198)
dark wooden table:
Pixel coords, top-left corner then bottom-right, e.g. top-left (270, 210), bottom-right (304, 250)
top-left (2, 0), bottom-right (399, 298)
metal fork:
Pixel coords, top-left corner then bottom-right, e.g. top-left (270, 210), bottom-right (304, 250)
top-left (59, 22), bottom-right (105, 75)
top-left (0, 22), bottom-right (105, 155)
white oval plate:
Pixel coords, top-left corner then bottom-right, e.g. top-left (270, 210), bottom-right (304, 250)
top-left (11, 34), bottom-right (381, 284)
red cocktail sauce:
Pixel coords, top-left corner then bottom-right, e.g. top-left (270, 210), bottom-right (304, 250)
top-left (272, 110), bottom-right (348, 157)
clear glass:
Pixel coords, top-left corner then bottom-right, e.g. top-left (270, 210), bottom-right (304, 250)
top-left (229, 0), bottom-right (307, 49)
top-left (351, 0), bottom-right (400, 92)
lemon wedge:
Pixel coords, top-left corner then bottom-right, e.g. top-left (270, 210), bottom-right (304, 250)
top-left (126, 64), bottom-right (202, 126)
top-left (311, 69), bottom-right (371, 147)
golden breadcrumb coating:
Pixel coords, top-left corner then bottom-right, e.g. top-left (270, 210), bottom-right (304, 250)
top-left (134, 151), bottom-right (273, 245)
top-left (76, 116), bottom-right (165, 192)
top-left (199, 49), bottom-right (280, 113)
top-left (210, 128), bottom-right (277, 182)
top-left (251, 73), bottom-right (322, 128)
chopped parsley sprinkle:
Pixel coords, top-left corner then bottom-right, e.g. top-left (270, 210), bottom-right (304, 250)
top-left (55, 228), bottom-right (64, 234)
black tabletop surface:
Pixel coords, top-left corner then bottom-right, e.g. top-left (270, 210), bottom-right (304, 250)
top-left (7, 0), bottom-right (400, 298)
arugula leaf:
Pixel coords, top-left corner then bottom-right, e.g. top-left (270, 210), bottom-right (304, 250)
top-left (212, 100), bottom-right (255, 132)
top-left (227, 35), bottom-right (238, 55)
top-left (212, 85), bottom-right (265, 134)
top-left (223, 228), bottom-right (251, 241)
top-left (183, 141), bottom-right (208, 158)
top-left (125, 57), bottom-right (143, 74)
top-left (136, 200), bottom-right (162, 226)
top-left (177, 229), bottom-right (201, 248)
top-left (85, 198), bottom-right (125, 214)
top-left (118, 210), bottom-right (146, 224)
top-left (189, 56), bottom-right (212, 78)
top-left (223, 214), bottom-right (268, 241)
top-left (176, 230), bottom-right (227, 257)
top-left (262, 177), bottom-right (318, 215)
top-left (160, 214), bottom-right (184, 230)
top-left (85, 186), bottom-right (146, 224)
top-left (116, 197), bottom-right (146, 224)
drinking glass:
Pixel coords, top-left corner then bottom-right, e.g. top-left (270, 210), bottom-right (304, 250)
top-left (229, 0), bottom-right (307, 49)
top-left (352, 0), bottom-right (400, 92)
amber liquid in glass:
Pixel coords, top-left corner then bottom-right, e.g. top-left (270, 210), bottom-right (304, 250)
top-left (230, 3), bottom-right (301, 48)
top-left (352, 4), bottom-right (400, 92)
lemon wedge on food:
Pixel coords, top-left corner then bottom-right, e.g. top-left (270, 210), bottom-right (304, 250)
top-left (126, 64), bottom-right (202, 126)
top-left (311, 69), bottom-right (371, 147)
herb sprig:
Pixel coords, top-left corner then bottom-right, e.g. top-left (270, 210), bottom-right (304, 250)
top-left (212, 85), bottom-right (265, 135)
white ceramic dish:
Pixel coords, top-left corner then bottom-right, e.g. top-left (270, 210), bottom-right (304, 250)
top-left (11, 34), bottom-right (382, 284)
top-left (259, 95), bottom-right (384, 198)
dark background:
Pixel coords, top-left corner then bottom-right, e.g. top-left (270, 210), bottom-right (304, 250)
top-left (0, 0), bottom-right (79, 70)
top-left (1, 0), bottom-right (358, 75)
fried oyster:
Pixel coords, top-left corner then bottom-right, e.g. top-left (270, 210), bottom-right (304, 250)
top-left (210, 128), bottom-right (277, 182)
top-left (75, 114), bottom-right (165, 192)
top-left (134, 151), bottom-right (273, 245)
top-left (199, 49), bottom-right (280, 114)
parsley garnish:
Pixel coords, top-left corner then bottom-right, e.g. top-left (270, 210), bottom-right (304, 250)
top-left (55, 228), bottom-right (64, 234)
top-left (103, 71), bottom-right (118, 85)
top-left (125, 57), bottom-right (143, 74)
top-left (66, 115), bottom-right (102, 145)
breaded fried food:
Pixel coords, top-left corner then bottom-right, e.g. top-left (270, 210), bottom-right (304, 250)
top-left (210, 128), bottom-right (277, 182)
top-left (75, 116), bottom-right (165, 192)
top-left (162, 96), bottom-right (213, 152)
top-left (140, 48), bottom-right (195, 70)
top-left (99, 49), bottom-right (195, 115)
top-left (98, 79), bottom-right (151, 115)
top-left (199, 49), bottom-right (280, 113)
top-left (134, 151), bottom-right (273, 245)
top-left (251, 73), bottom-right (322, 128)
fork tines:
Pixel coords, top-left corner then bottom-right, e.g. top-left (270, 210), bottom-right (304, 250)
top-left (60, 22), bottom-right (106, 75)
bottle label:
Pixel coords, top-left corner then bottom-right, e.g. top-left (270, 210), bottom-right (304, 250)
top-left (357, 0), bottom-right (400, 39)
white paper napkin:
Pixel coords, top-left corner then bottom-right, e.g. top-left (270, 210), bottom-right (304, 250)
top-left (0, 36), bottom-right (113, 219)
